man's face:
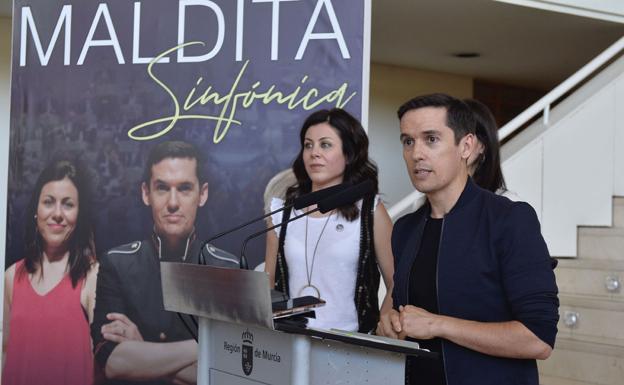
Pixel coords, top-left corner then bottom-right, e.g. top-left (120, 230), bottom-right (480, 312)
top-left (142, 157), bottom-right (208, 245)
top-left (400, 107), bottom-right (473, 196)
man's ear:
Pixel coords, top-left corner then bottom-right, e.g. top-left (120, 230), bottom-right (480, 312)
top-left (460, 133), bottom-right (476, 161)
top-left (141, 182), bottom-right (150, 206)
top-left (199, 182), bottom-right (209, 207)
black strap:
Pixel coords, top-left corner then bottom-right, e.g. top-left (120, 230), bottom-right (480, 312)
top-left (275, 206), bottom-right (292, 295)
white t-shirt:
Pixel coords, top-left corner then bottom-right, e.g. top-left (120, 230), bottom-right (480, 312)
top-left (271, 196), bottom-right (379, 331)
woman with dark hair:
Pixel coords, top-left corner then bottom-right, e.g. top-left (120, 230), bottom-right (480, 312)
top-left (264, 108), bottom-right (395, 333)
top-left (3, 160), bottom-right (98, 385)
top-left (463, 99), bottom-right (508, 194)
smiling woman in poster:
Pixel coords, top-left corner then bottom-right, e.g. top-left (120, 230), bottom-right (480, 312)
top-left (2, 159), bottom-right (98, 385)
top-left (264, 108), bottom-right (395, 333)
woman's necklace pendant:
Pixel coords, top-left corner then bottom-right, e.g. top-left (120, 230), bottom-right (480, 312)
top-left (298, 284), bottom-right (321, 299)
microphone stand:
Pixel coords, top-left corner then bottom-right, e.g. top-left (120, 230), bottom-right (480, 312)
top-left (199, 203), bottom-right (295, 268)
top-left (199, 183), bottom-right (351, 268)
top-left (240, 207), bottom-right (321, 269)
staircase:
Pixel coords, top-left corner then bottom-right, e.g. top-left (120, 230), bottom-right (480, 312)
top-left (539, 198), bottom-right (624, 385)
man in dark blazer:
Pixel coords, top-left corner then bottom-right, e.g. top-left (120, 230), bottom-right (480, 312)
top-left (377, 94), bottom-right (559, 385)
top-left (91, 141), bottom-right (238, 384)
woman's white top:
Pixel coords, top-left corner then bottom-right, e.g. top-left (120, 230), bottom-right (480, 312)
top-left (270, 196), bottom-right (379, 331)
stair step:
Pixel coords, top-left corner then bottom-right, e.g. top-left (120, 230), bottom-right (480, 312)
top-left (538, 337), bottom-right (624, 385)
top-left (559, 294), bottom-right (624, 309)
top-left (613, 197), bottom-right (624, 228)
top-left (555, 332), bottom-right (624, 348)
top-left (539, 374), bottom-right (602, 385)
top-left (558, 295), bottom-right (624, 346)
top-left (555, 262), bottom-right (623, 299)
top-left (577, 226), bottom-right (624, 260)
top-left (556, 258), bottom-right (624, 270)
top-left (555, 337), bottom-right (624, 357)
top-left (578, 227), bottom-right (624, 238)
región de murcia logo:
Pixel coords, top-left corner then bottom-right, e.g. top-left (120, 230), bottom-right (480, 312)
top-left (241, 329), bottom-right (254, 376)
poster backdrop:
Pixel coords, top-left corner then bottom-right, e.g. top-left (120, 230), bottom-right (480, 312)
top-left (6, 0), bottom-right (367, 268)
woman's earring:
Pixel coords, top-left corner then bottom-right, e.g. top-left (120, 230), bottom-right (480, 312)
top-left (34, 214), bottom-right (37, 219)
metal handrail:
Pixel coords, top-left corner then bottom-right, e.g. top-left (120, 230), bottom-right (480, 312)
top-left (388, 35), bottom-right (624, 220)
top-left (499, 35), bottom-right (624, 140)
top-left (388, 190), bottom-right (421, 219)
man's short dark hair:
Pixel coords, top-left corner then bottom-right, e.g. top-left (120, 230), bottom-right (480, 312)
top-left (143, 141), bottom-right (205, 184)
top-left (397, 93), bottom-right (476, 144)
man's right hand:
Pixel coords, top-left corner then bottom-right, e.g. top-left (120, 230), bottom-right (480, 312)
top-left (101, 312), bottom-right (144, 343)
top-left (376, 308), bottom-right (402, 339)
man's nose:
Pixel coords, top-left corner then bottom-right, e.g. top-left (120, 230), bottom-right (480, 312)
top-left (167, 190), bottom-right (180, 212)
top-left (411, 140), bottom-right (425, 162)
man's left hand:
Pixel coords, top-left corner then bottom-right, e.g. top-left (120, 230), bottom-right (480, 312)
top-left (101, 312), bottom-right (144, 343)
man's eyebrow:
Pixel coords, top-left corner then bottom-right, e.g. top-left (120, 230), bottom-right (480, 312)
top-left (422, 129), bottom-right (442, 136)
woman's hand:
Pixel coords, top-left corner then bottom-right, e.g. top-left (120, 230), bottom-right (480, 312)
top-left (376, 308), bottom-right (402, 339)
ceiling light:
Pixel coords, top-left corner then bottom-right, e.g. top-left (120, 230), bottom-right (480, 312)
top-left (452, 52), bottom-right (481, 58)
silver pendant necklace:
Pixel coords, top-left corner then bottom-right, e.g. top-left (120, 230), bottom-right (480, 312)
top-left (299, 211), bottom-right (332, 298)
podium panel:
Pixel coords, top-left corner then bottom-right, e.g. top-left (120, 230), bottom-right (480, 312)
top-left (309, 338), bottom-right (405, 384)
top-left (204, 319), bottom-right (406, 385)
top-left (210, 320), bottom-right (293, 384)
top-left (161, 263), bottom-right (436, 385)
top-left (210, 369), bottom-right (266, 385)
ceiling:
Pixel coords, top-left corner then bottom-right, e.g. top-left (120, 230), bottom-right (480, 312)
top-left (372, 0), bottom-right (624, 89)
top-left (2, 0), bottom-right (623, 89)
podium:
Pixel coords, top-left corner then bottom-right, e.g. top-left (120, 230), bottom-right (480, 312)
top-left (161, 262), bottom-right (436, 385)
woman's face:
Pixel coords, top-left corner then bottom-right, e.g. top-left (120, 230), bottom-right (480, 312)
top-left (36, 177), bottom-right (79, 251)
top-left (303, 122), bottom-right (347, 190)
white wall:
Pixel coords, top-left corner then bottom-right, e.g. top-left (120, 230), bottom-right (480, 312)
top-left (501, 53), bottom-right (624, 257)
top-left (0, 15), bottom-right (11, 359)
top-left (368, 63), bottom-right (473, 205)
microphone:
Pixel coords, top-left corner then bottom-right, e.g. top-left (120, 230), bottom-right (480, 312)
top-left (318, 180), bottom-right (374, 213)
top-left (239, 180), bottom-right (375, 268)
top-left (293, 183), bottom-right (351, 210)
top-left (199, 183), bottom-right (351, 268)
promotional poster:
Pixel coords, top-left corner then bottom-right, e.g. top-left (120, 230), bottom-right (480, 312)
top-left (6, 0), bottom-right (367, 265)
top-left (3, 0), bottom-right (368, 383)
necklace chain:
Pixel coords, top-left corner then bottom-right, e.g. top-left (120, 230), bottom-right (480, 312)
top-left (303, 211), bottom-right (332, 295)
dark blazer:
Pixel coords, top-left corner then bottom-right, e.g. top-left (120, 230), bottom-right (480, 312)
top-left (392, 178), bottom-right (559, 385)
top-left (91, 237), bottom-right (238, 385)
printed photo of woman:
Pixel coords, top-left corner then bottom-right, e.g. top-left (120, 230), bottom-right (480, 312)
top-left (3, 159), bottom-right (98, 385)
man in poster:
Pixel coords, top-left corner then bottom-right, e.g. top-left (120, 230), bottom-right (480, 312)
top-left (91, 141), bottom-right (238, 384)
